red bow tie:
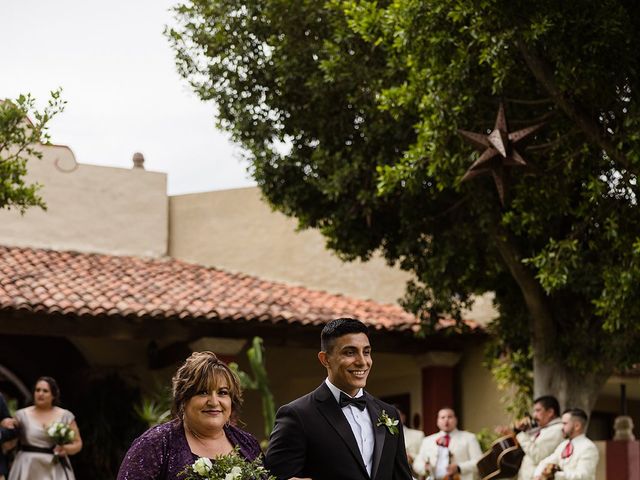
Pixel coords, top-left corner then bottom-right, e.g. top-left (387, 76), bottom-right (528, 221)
top-left (437, 433), bottom-right (451, 448)
top-left (561, 441), bottom-right (573, 459)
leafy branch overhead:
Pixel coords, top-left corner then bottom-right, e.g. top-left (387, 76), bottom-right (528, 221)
top-left (0, 90), bottom-right (66, 213)
top-left (168, 0), bottom-right (640, 413)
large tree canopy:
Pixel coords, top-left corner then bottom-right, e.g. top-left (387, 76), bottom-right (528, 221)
top-left (0, 91), bottom-right (65, 212)
top-left (168, 0), bottom-right (640, 414)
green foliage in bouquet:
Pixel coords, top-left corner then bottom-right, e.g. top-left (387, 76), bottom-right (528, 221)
top-left (229, 337), bottom-right (275, 440)
top-left (179, 447), bottom-right (275, 480)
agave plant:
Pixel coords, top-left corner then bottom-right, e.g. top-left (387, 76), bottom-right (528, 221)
top-left (134, 397), bottom-right (172, 427)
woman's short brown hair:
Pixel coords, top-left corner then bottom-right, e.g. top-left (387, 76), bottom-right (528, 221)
top-left (171, 351), bottom-right (243, 420)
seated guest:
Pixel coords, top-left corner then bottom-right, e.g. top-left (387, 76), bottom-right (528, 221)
top-left (117, 351), bottom-right (262, 480)
top-left (533, 409), bottom-right (598, 480)
top-left (413, 407), bottom-right (482, 480)
top-left (497, 395), bottom-right (564, 480)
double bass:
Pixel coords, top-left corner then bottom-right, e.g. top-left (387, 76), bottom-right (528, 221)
top-left (476, 434), bottom-right (524, 480)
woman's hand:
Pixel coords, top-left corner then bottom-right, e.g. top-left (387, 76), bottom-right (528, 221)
top-left (53, 444), bottom-right (68, 457)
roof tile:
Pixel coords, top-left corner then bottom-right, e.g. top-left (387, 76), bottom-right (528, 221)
top-left (0, 245), bottom-right (478, 333)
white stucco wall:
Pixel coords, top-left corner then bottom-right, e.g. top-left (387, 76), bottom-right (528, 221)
top-left (0, 144), bottom-right (168, 257)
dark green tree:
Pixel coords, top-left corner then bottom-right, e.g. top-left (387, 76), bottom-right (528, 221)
top-left (167, 0), bottom-right (640, 415)
top-left (0, 90), bottom-right (65, 213)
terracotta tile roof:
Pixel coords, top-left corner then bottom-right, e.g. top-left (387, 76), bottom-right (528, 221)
top-left (0, 245), bottom-right (440, 332)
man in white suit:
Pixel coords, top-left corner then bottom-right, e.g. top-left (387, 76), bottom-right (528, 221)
top-left (499, 395), bottom-right (564, 479)
top-left (533, 409), bottom-right (598, 480)
top-left (413, 408), bottom-right (482, 480)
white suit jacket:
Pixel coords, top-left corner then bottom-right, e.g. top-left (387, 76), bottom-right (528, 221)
top-left (403, 426), bottom-right (425, 459)
top-left (413, 429), bottom-right (482, 480)
top-left (516, 418), bottom-right (564, 480)
top-left (533, 434), bottom-right (598, 480)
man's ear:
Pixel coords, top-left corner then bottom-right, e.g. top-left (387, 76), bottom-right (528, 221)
top-left (318, 351), bottom-right (329, 368)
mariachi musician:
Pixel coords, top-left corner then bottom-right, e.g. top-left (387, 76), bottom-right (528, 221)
top-left (413, 408), bottom-right (482, 480)
top-left (496, 396), bottom-right (564, 480)
top-left (534, 408), bottom-right (598, 480)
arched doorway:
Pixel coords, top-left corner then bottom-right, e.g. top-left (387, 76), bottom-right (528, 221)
top-left (0, 363), bottom-right (30, 405)
top-left (0, 334), bottom-right (89, 409)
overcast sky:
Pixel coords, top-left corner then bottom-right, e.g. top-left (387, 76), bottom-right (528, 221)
top-left (0, 0), bottom-right (256, 195)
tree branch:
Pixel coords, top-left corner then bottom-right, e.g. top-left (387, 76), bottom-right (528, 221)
top-left (516, 40), bottom-right (637, 176)
top-left (505, 97), bottom-right (554, 106)
top-left (525, 130), bottom-right (576, 152)
top-left (490, 221), bottom-right (555, 357)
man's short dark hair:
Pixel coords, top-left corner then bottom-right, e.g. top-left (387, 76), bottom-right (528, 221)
top-left (564, 408), bottom-right (588, 428)
top-left (534, 395), bottom-right (560, 417)
top-left (321, 318), bottom-right (369, 352)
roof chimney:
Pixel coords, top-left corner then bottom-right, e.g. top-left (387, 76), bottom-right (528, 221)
top-left (132, 152), bottom-right (145, 169)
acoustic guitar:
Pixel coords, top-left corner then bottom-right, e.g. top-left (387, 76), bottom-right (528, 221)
top-left (476, 434), bottom-right (525, 480)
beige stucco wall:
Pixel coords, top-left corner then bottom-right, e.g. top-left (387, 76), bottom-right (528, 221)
top-left (0, 144), bottom-right (168, 257)
top-left (169, 187), bottom-right (411, 304)
top-left (169, 187), bottom-right (499, 323)
top-left (459, 343), bottom-right (509, 433)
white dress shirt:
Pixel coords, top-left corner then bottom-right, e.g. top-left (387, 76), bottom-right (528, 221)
top-left (413, 428), bottom-right (482, 480)
top-left (533, 434), bottom-right (599, 480)
top-left (325, 379), bottom-right (375, 476)
top-left (434, 440), bottom-right (450, 478)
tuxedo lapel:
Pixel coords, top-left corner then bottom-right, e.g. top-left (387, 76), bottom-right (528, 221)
top-left (313, 384), bottom-right (369, 478)
top-left (366, 394), bottom-right (387, 480)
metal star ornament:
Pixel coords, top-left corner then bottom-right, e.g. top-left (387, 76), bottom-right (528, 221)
top-left (458, 103), bottom-right (544, 205)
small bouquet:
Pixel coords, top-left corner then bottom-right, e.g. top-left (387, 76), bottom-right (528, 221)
top-left (46, 421), bottom-right (75, 466)
top-left (179, 447), bottom-right (275, 480)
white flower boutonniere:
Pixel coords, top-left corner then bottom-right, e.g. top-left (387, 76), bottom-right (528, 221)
top-left (376, 410), bottom-right (399, 435)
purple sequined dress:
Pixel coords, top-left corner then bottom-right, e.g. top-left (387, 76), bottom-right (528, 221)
top-left (117, 419), bottom-right (263, 480)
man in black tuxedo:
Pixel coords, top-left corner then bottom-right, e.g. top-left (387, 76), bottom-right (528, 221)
top-left (265, 318), bottom-right (413, 480)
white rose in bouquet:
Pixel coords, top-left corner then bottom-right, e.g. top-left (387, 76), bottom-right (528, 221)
top-left (224, 465), bottom-right (243, 480)
top-left (193, 457), bottom-right (213, 476)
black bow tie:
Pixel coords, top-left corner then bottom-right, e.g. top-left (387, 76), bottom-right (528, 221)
top-left (339, 392), bottom-right (367, 410)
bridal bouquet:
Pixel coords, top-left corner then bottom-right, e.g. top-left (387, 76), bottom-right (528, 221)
top-left (46, 421), bottom-right (75, 466)
top-left (46, 421), bottom-right (76, 445)
top-left (179, 447), bottom-right (275, 480)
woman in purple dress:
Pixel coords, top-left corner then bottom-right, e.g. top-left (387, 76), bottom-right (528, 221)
top-left (117, 352), bottom-right (263, 479)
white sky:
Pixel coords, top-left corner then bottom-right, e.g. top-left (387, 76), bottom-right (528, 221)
top-left (0, 0), bottom-right (256, 195)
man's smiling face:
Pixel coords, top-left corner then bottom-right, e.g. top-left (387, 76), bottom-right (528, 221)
top-left (319, 332), bottom-right (372, 396)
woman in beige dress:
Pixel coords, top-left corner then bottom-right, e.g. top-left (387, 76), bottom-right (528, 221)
top-left (8, 377), bottom-right (82, 480)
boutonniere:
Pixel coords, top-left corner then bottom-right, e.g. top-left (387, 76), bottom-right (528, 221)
top-left (376, 410), bottom-right (399, 435)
